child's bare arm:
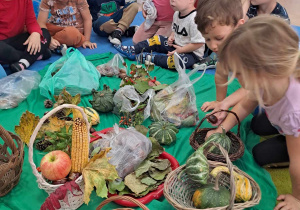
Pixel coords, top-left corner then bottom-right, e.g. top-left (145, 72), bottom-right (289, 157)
top-left (274, 135), bottom-right (300, 209)
top-left (167, 43), bottom-right (204, 56)
top-left (37, 10), bottom-right (48, 29)
top-left (215, 63), bottom-right (229, 102)
top-left (81, 8), bottom-right (97, 49)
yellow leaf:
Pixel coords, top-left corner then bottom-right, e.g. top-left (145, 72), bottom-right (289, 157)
top-left (15, 111), bottom-right (40, 145)
top-left (37, 116), bottom-right (66, 139)
top-left (82, 148), bottom-right (119, 204)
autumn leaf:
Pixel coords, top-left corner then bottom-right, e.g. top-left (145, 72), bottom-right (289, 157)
top-left (37, 116), bottom-right (67, 139)
top-left (82, 148), bottom-right (119, 204)
top-left (53, 88), bottom-right (81, 116)
top-left (15, 111), bottom-right (40, 145)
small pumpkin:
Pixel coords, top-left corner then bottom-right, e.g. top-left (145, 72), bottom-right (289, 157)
top-left (179, 147), bottom-right (209, 185)
top-left (83, 107), bottom-right (100, 125)
top-left (202, 127), bottom-right (231, 155)
top-left (210, 166), bottom-right (252, 202)
top-left (192, 173), bottom-right (230, 208)
top-left (148, 121), bottom-right (178, 145)
top-left (89, 85), bottom-right (116, 113)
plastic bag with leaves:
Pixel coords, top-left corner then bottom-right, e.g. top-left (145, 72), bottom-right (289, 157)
top-left (96, 53), bottom-right (127, 78)
top-left (0, 70), bottom-right (41, 109)
top-left (90, 124), bottom-right (152, 178)
top-left (151, 53), bottom-right (207, 127)
top-left (113, 85), bottom-right (155, 121)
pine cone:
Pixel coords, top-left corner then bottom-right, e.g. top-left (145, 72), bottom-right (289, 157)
top-left (36, 139), bottom-right (52, 151)
top-left (54, 110), bottom-right (65, 119)
top-left (44, 99), bottom-right (53, 108)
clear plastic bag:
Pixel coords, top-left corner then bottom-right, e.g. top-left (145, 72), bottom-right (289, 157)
top-left (113, 85), bottom-right (155, 120)
top-left (0, 70), bottom-right (41, 109)
top-left (96, 53), bottom-right (127, 78)
top-left (39, 48), bottom-right (101, 98)
top-left (90, 124), bottom-right (152, 178)
top-left (151, 53), bottom-right (207, 127)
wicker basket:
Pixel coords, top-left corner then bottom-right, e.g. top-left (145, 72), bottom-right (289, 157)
top-left (164, 143), bottom-right (261, 210)
top-left (28, 104), bottom-right (90, 209)
top-left (0, 125), bottom-right (24, 197)
top-left (96, 195), bottom-right (149, 210)
top-left (190, 110), bottom-right (244, 162)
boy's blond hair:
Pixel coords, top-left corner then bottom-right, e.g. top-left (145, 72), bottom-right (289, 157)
top-left (195, 0), bottom-right (243, 34)
top-left (219, 15), bottom-right (300, 106)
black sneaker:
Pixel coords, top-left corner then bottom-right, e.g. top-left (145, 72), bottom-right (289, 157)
top-left (124, 26), bottom-right (139, 37)
top-left (109, 30), bottom-right (122, 45)
top-left (51, 44), bottom-right (67, 55)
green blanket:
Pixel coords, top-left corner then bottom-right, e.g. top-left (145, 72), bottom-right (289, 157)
top-left (0, 53), bottom-right (277, 210)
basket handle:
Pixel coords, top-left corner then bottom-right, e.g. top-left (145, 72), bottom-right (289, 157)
top-left (0, 125), bottom-right (17, 154)
top-left (96, 195), bottom-right (149, 210)
top-left (28, 104), bottom-right (90, 185)
top-left (203, 142), bottom-right (236, 210)
top-left (194, 109), bottom-right (241, 143)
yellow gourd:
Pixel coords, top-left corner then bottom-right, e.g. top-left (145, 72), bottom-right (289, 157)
top-left (83, 107), bottom-right (100, 125)
top-left (210, 166), bottom-right (252, 202)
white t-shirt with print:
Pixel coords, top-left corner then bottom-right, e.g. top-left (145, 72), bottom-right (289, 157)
top-left (172, 10), bottom-right (205, 58)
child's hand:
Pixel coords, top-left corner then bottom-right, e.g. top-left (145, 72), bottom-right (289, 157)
top-left (205, 127), bottom-right (223, 139)
top-left (167, 45), bottom-right (183, 56)
top-left (167, 36), bottom-right (175, 46)
top-left (275, 194), bottom-right (300, 210)
top-left (201, 101), bottom-right (229, 126)
top-left (82, 40), bottom-right (97, 49)
top-left (24, 32), bottom-right (41, 55)
top-left (142, 7), bottom-right (147, 18)
top-left (50, 37), bottom-right (60, 50)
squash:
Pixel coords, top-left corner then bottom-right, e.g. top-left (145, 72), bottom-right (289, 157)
top-left (89, 85), bottom-right (116, 113)
top-left (192, 173), bottom-right (230, 208)
top-left (179, 147), bottom-right (209, 185)
top-left (83, 107), bottom-right (100, 125)
top-left (210, 166), bottom-right (252, 202)
top-left (202, 127), bottom-right (231, 155)
top-left (148, 121), bottom-right (179, 145)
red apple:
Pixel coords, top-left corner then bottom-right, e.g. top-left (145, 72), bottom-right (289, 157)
top-left (40, 150), bottom-right (71, 181)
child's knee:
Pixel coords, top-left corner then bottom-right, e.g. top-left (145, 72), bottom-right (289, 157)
top-left (100, 19), bottom-right (117, 34)
top-left (125, 2), bottom-right (139, 13)
top-left (54, 27), bottom-right (83, 47)
top-left (148, 35), bottom-right (162, 46)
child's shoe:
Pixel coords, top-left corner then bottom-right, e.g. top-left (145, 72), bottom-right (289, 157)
top-left (114, 45), bottom-right (136, 60)
top-left (136, 52), bottom-right (154, 64)
top-left (109, 30), bottom-right (122, 45)
top-left (52, 44), bottom-right (67, 55)
top-left (124, 26), bottom-right (139, 37)
top-left (193, 56), bottom-right (217, 70)
top-left (10, 59), bottom-right (30, 72)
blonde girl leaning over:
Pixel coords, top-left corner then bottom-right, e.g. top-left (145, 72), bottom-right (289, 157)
top-left (206, 16), bottom-right (300, 210)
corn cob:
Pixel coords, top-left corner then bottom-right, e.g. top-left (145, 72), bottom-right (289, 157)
top-left (71, 117), bottom-right (89, 173)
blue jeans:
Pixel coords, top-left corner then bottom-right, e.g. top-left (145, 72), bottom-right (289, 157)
top-left (92, 3), bottom-right (133, 37)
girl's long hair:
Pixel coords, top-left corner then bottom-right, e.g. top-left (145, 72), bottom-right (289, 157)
top-left (219, 15), bottom-right (300, 106)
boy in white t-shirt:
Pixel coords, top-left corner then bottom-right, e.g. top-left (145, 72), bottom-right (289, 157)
top-left (114, 0), bottom-right (205, 69)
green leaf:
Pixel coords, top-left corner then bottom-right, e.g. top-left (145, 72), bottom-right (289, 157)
top-left (44, 145), bottom-right (55, 152)
top-left (135, 125), bottom-right (148, 136)
top-left (135, 160), bottom-right (152, 178)
top-left (91, 147), bottom-right (101, 157)
top-left (146, 137), bottom-right (164, 160)
top-left (150, 159), bottom-right (171, 171)
top-left (149, 167), bottom-right (172, 181)
top-left (118, 186), bottom-right (132, 196)
top-left (124, 173), bottom-right (148, 194)
top-left (108, 179), bottom-right (126, 194)
top-left (134, 80), bottom-right (151, 94)
top-left (141, 177), bottom-right (157, 186)
top-left (152, 84), bottom-right (168, 91)
top-left (57, 142), bottom-right (67, 149)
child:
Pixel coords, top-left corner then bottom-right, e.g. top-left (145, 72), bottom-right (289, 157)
top-left (0, 0), bottom-right (51, 72)
top-left (207, 16), bottom-right (300, 210)
top-left (115, 0), bottom-right (205, 70)
top-left (37, 0), bottom-right (97, 52)
top-left (87, 0), bottom-right (139, 45)
top-left (132, 0), bottom-right (174, 44)
top-left (193, 0), bottom-right (245, 124)
top-left (244, 0), bottom-right (289, 23)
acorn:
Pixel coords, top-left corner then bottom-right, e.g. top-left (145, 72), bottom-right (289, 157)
top-left (208, 114), bottom-right (218, 124)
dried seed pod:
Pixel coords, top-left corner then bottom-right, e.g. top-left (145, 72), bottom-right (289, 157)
top-left (52, 178), bottom-right (68, 185)
top-left (90, 127), bottom-right (96, 134)
top-left (44, 99), bottom-right (53, 108)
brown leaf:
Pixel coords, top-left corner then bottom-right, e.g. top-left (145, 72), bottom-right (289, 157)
top-left (15, 111), bottom-right (40, 145)
top-left (83, 148), bottom-right (119, 204)
top-left (53, 88), bottom-right (81, 116)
